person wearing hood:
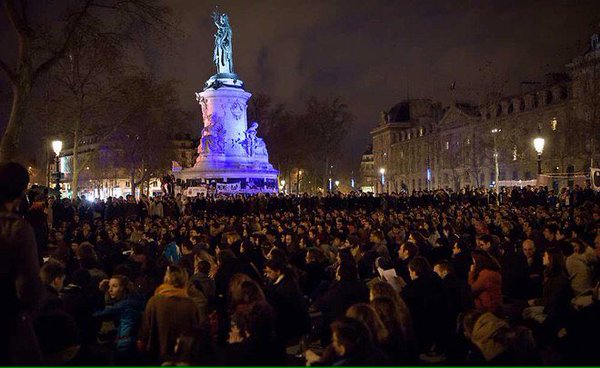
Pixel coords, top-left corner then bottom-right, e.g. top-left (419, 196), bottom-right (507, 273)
top-left (94, 274), bottom-right (144, 364)
top-left (566, 238), bottom-right (597, 296)
top-left (138, 265), bottom-right (202, 363)
top-left (463, 311), bottom-right (538, 365)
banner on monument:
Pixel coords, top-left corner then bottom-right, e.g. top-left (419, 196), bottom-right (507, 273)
top-left (592, 168), bottom-right (600, 191)
top-left (216, 182), bottom-right (241, 193)
top-left (184, 186), bottom-right (208, 197)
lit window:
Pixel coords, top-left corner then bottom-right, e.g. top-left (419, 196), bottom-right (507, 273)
top-left (445, 141), bottom-right (449, 150)
top-left (551, 117), bottom-right (557, 131)
top-left (513, 146), bottom-right (517, 161)
top-left (419, 128), bottom-right (424, 136)
top-left (466, 138), bottom-right (471, 145)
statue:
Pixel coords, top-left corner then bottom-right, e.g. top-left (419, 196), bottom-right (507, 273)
top-left (241, 122), bottom-right (268, 158)
top-left (212, 10), bottom-right (234, 75)
top-left (380, 111), bottom-right (390, 124)
top-left (200, 114), bottom-right (226, 154)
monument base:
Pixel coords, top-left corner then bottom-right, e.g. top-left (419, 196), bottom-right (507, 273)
top-left (175, 163), bottom-right (278, 194)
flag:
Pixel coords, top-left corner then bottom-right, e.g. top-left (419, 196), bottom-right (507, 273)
top-left (172, 161), bottom-right (182, 172)
top-left (592, 168), bottom-right (600, 191)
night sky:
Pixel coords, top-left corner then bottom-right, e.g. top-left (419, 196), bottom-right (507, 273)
top-left (1, 0), bottom-right (600, 173)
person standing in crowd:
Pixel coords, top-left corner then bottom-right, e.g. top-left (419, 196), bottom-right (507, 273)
top-left (0, 163), bottom-right (44, 364)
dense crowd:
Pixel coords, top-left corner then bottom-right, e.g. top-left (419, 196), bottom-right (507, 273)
top-left (2, 161), bottom-right (600, 366)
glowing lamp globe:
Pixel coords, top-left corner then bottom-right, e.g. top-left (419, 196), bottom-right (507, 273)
top-left (533, 137), bottom-right (545, 154)
top-left (52, 140), bottom-right (63, 156)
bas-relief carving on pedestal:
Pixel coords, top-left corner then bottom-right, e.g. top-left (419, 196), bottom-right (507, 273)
top-left (238, 122), bottom-right (268, 158)
top-left (199, 113), bottom-right (226, 155)
top-left (230, 99), bottom-right (244, 120)
top-left (196, 93), bottom-right (208, 120)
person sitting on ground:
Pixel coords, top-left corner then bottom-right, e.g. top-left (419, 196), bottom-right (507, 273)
top-left (306, 317), bottom-right (389, 366)
top-left (138, 265), bottom-right (203, 363)
top-left (94, 274), bottom-right (144, 363)
top-left (469, 249), bottom-right (502, 314)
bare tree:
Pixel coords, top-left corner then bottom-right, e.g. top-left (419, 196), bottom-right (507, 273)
top-left (0, 0), bottom-right (175, 162)
top-left (109, 74), bottom-right (187, 197)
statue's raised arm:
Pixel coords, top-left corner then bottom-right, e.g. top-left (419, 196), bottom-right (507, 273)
top-left (212, 10), bottom-right (234, 75)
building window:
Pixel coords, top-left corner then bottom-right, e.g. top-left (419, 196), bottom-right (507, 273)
top-left (445, 141), bottom-right (449, 150)
top-left (466, 138), bottom-right (471, 145)
top-left (551, 117), bottom-right (557, 131)
top-left (419, 127), bottom-right (424, 136)
top-left (513, 146), bottom-right (517, 161)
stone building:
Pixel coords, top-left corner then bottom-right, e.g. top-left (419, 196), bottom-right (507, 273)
top-left (53, 133), bottom-right (197, 198)
top-left (369, 34), bottom-right (600, 192)
top-left (359, 145), bottom-right (376, 192)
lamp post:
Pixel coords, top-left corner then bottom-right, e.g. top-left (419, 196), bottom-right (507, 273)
top-left (379, 167), bottom-right (386, 193)
top-left (280, 179), bottom-right (286, 193)
top-left (334, 180), bottom-right (340, 190)
top-left (296, 169), bottom-right (302, 195)
top-left (491, 128), bottom-right (501, 192)
top-left (52, 140), bottom-right (63, 198)
top-left (533, 136), bottom-right (545, 175)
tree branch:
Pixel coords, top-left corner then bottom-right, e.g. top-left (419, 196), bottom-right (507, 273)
top-left (32, 0), bottom-right (94, 80)
top-left (4, 0), bottom-right (30, 38)
top-left (0, 57), bottom-right (17, 84)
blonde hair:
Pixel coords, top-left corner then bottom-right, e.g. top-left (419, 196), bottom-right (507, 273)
top-left (346, 303), bottom-right (389, 343)
top-left (165, 265), bottom-right (188, 288)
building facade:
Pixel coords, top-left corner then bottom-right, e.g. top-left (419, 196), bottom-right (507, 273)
top-left (369, 34), bottom-right (600, 193)
top-left (52, 133), bottom-right (197, 199)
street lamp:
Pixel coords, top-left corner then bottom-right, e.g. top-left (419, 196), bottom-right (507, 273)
top-left (52, 140), bottom-right (63, 198)
top-left (334, 180), bottom-right (340, 188)
top-left (296, 169), bottom-right (302, 195)
top-left (491, 128), bottom-right (501, 192)
top-left (379, 167), bottom-right (386, 193)
top-left (533, 136), bottom-right (545, 175)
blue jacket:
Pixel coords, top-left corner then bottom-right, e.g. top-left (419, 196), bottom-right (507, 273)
top-left (164, 241), bottom-right (181, 264)
top-left (94, 294), bottom-right (145, 353)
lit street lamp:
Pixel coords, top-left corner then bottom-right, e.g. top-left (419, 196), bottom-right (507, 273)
top-left (533, 136), bottom-right (545, 175)
top-left (52, 140), bottom-right (63, 198)
top-left (280, 179), bottom-right (286, 193)
top-left (296, 169), bottom-right (302, 195)
top-left (379, 167), bottom-right (386, 193)
top-left (491, 128), bottom-right (501, 192)
top-left (334, 180), bottom-right (340, 188)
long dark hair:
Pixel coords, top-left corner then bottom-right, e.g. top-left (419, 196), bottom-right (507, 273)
top-left (471, 249), bottom-right (501, 281)
top-left (544, 247), bottom-right (567, 278)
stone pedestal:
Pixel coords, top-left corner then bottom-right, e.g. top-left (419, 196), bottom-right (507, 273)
top-left (175, 76), bottom-right (279, 193)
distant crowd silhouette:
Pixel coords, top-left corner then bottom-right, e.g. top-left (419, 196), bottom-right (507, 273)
top-left (2, 161), bottom-right (599, 365)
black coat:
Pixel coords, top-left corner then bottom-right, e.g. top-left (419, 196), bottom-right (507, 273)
top-left (313, 279), bottom-right (369, 322)
top-left (266, 275), bottom-right (310, 343)
top-left (0, 213), bottom-right (43, 364)
top-left (402, 272), bottom-right (446, 351)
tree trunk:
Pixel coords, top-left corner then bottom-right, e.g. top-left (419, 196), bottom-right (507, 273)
top-left (71, 130), bottom-right (80, 198)
top-left (131, 169), bottom-right (136, 198)
top-left (0, 75), bottom-right (32, 162)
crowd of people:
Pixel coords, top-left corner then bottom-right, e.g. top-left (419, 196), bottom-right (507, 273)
top-left (2, 161), bottom-right (600, 366)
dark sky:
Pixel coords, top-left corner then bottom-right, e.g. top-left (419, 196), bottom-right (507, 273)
top-left (2, 0), bottom-right (600, 174)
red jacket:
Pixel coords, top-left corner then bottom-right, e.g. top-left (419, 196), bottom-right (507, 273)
top-left (469, 269), bottom-right (502, 313)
